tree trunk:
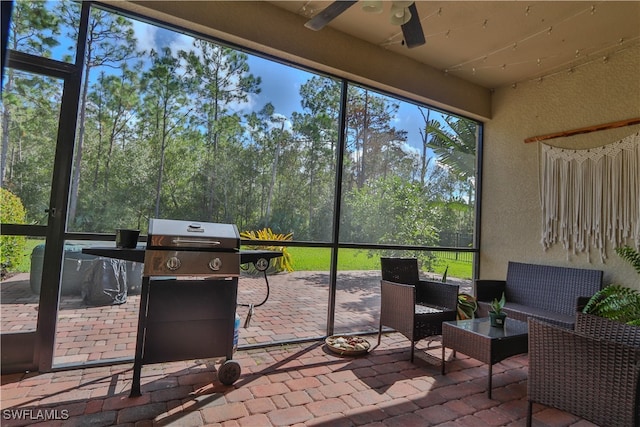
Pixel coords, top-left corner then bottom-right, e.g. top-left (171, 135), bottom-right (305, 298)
top-left (266, 121), bottom-right (285, 223)
top-left (420, 109), bottom-right (431, 186)
top-left (0, 71), bottom-right (13, 187)
top-left (154, 98), bottom-right (169, 218)
top-left (68, 53), bottom-right (92, 225)
top-left (358, 92), bottom-right (370, 189)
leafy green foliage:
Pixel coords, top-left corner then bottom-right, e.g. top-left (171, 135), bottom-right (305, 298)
top-left (0, 189), bottom-right (27, 276)
top-left (343, 176), bottom-right (440, 270)
top-left (441, 265), bottom-right (448, 283)
top-left (583, 285), bottom-right (640, 326)
top-left (490, 292), bottom-right (506, 314)
top-left (424, 114), bottom-right (477, 183)
top-left (240, 228), bottom-right (294, 273)
top-left (9, 1), bottom-right (61, 56)
top-left (457, 293), bottom-right (477, 320)
top-left (615, 246), bottom-right (640, 275)
top-left (441, 265), bottom-right (477, 320)
top-left (64, 2), bottom-right (140, 227)
top-left (582, 246), bottom-right (640, 325)
top-left (3, 4), bottom-right (478, 274)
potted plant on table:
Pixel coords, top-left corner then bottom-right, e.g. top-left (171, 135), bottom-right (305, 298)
top-left (489, 292), bottom-right (507, 327)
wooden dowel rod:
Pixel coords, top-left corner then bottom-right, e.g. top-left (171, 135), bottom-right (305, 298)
top-left (524, 117), bottom-right (640, 143)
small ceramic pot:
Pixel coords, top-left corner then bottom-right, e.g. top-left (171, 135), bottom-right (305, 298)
top-left (489, 311), bottom-right (507, 327)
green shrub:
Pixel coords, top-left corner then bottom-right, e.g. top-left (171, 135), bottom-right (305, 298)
top-left (0, 188), bottom-right (27, 277)
top-left (240, 228), bottom-right (293, 273)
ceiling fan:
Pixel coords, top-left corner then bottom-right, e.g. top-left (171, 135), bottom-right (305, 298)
top-left (304, 1), bottom-right (426, 48)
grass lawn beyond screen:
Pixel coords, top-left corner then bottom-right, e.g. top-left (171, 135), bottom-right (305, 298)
top-left (286, 247), bottom-right (472, 280)
top-left (13, 241), bottom-right (473, 280)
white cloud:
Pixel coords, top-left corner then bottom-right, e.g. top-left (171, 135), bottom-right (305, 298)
top-left (132, 20), bottom-right (157, 55)
top-left (169, 33), bottom-right (196, 57)
top-left (402, 142), bottom-right (420, 156)
top-left (270, 113), bottom-right (293, 132)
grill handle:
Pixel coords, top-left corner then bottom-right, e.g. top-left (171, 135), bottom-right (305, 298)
top-left (172, 239), bottom-right (221, 246)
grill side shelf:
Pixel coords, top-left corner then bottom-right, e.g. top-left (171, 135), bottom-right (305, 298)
top-left (82, 247), bottom-right (145, 263)
top-left (82, 248), bottom-right (282, 266)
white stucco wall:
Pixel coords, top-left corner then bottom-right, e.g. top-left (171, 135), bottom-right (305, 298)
top-left (482, 45), bottom-right (640, 288)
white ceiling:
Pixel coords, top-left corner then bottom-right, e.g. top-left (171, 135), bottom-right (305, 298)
top-left (268, 1), bottom-right (640, 89)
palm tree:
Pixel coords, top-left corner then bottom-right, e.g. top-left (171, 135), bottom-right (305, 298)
top-left (419, 109), bottom-right (477, 183)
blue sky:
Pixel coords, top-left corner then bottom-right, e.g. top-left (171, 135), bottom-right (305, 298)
top-left (30, 4), bottom-right (452, 157)
top-left (130, 17), bottom-right (438, 152)
top-left (21, 1), bottom-right (456, 156)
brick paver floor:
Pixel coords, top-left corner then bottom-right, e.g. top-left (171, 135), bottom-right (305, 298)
top-left (0, 270), bottom-right (469, 365)
top-left (1, 272), bottom-right (593, 426)
top-left (0, 334), bottom-right (595, 426)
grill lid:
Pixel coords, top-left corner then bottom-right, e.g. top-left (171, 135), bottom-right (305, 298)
top-left (147, 219), bottom-right (240, 250)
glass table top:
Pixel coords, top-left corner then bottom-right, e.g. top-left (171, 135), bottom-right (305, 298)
top-left (444, 317), bottom-right (528, 338)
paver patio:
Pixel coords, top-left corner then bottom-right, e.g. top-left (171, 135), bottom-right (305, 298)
top-left (0, 335), bottom-right (595, 426)
top-left (1, 271), bottom-right (594, 426)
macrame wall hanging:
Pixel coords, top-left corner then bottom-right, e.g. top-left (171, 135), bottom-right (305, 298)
top-left (540, 131), bottom-right (640, 262)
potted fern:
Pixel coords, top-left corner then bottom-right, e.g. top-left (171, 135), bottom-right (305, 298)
top-left (582, 246), bottom-right (640, 326)
top-left (489, 292), bottom-right (507, 327)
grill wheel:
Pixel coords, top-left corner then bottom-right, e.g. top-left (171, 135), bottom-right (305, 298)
top-left (218, 360), bottom-right (241, 385)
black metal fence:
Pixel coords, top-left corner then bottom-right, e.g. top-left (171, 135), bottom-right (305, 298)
top-left (439, 231), bottom-right (474, 248)
top-left (438, 251), bottom-right (473, 263)
top-left (437, 231), bottom-right (474, 263)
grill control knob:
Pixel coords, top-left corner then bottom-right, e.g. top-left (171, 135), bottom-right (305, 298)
top-left (209, 257), bottom-right (222, 271)
top-left (255, 258), bottom-right (269, 272)
top-left (166, 256), bottom-right (181, 271)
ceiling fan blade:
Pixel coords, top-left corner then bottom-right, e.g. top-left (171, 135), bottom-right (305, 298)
top-left (305, 1), bottom-right (358, 31)
top-left (401, 2), bottom-right (425, 48)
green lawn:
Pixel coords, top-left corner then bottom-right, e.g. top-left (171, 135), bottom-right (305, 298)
top-left (286, 247), bottom-right (473, 279)
top-left (12, 241), bottom-right (473, 280)
top-left (15, 239), bottom-right (44, 273)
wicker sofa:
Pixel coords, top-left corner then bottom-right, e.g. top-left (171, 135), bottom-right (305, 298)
top-left (528, 312), bottom-right (640, 427)
top-left (475, 261), bottom-right (603, 329)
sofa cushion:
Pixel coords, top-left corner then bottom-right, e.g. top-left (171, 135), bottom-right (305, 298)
top-left (503, 302), bottom-right (575, 329)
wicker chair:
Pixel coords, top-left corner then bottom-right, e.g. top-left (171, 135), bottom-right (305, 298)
top-left (378, 257), bottom-right (459, 362)
top-left (527, 312), bottom-right (640, 427)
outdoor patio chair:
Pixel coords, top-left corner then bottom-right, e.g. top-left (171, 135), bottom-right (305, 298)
top-left (527, 312), bottom-right (640, 427)
top-left (379, 257), bottom-right (459, 362)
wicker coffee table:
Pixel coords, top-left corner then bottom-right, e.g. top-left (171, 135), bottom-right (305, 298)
top-left (442, 318), bottom-right (528, 398)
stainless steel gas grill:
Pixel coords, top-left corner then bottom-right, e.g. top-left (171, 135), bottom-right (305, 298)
top-left (130, 219), bottom-right (242, 397)
top-left (143, 220), bottom-right (240, 277)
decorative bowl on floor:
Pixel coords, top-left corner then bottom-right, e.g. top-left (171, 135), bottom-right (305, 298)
top-left (325, 335), bottom-right (370, 356)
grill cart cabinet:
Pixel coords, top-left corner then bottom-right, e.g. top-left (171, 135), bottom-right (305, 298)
top-left (130, 277), bottom-right (240, 396)
top-left (140, 280), bottom-right (237, 364)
